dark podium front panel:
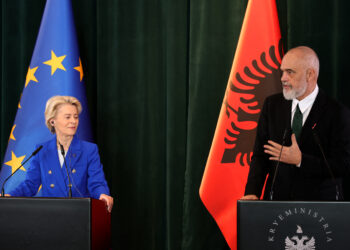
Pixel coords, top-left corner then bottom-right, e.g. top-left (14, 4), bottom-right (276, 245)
top-left (237, 200), bottom-right (350, 250)
top-left (0, 197), bottom-right (110, 250)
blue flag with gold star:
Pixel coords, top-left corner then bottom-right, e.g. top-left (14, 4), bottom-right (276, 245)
top-left (0, 0), bottom-right (92, 195)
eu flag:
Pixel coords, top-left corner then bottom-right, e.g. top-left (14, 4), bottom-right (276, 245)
top-left (0, 0), bottom-right (92, 195)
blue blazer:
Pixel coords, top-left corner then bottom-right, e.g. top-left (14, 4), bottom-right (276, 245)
top-left (9, 136), bottom-right (110, 199)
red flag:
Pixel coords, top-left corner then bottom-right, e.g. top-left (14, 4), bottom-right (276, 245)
top-left (199, 0), bottom-right (283, 249)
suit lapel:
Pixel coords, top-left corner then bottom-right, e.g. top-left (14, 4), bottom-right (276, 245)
top-left (280, 97), bottom-right (292, 145)
top-left (285, 99), bottom-right (292, 131)
top-left (300, 89), bottom-right (327, 143)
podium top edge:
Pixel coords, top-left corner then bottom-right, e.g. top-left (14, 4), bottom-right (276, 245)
top-left (0, 197), bottom-right (93, 201)
top-left (237, 200), bottom-right (350, 205)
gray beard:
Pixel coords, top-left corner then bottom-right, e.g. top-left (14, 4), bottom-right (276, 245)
top-left (282, 83), bottom-right (307, 100)
top-left (282, 88), bottom-right (296, 100)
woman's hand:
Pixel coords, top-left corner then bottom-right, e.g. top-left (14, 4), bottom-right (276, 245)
top-left (240, 194), bottom-right (258, 200)
top-left (99, 194), bottom-right (114, 213)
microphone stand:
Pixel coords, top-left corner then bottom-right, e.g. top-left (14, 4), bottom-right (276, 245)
top-left (269, 129), bottom-right (288, 201)
top-left (59, 144), bottom-right (72, 198)
top-left (1, 145), bottom-right (43, 196)
top-left (312, 125), bottom-right (342, 201)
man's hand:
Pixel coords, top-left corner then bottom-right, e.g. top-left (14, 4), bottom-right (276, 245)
top-left (264, 134), bottom-right (302, 165)
top-left (240, 194), bottom-right (259, 200)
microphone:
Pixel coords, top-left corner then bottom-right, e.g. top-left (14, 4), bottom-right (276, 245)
top-left (1, 145), bottom-right (43, 196)
top-left (59, 143), bottom-right (72, 198)
top-left (312, 123), bottom-right (342, 200)
top-left (269, 128), bottom-right (288, 201)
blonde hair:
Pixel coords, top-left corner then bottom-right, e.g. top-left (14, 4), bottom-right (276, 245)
top-left (45, 96), bottom-right (82, 133)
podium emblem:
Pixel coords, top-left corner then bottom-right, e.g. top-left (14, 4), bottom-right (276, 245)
top-left (285, 225), bottom-right (315, 250)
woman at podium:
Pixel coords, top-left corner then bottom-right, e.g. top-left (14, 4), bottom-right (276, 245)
top-left (7, 96), bottom-right (113, 212)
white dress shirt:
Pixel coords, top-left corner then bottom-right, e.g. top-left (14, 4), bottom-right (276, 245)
top-left (291, 84), bottom-right (319, 126)
top-left (290, 84), bottom-right (319, 167)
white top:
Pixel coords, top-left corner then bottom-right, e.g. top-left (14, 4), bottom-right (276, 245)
top-left (58, 149), bottom-right (67, 168)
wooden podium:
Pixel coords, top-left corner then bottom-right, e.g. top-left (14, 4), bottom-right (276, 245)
top-left (0, 197), bottom-right (111, 250)
top-left (237, 200), bottom-right (350, 250)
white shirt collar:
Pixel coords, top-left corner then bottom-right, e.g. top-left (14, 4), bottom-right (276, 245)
top-left (292, 84), bottom-right (319, 113)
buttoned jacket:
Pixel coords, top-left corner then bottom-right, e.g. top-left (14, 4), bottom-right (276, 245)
top-left (9, 135), bottom-right (110, 199)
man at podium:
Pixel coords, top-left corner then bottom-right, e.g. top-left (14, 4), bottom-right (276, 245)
top-left (241, 46), bottom-right (350, 201)
top-left (6, 96), bottom-right (113, 212)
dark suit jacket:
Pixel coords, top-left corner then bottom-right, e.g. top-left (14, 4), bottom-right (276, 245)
top-left (245, 89), bottom-right (350, 200)
top-left (9, 135), bottom-right (110, 199)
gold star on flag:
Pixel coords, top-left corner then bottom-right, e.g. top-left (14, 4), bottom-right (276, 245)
top-left (74, 58), bottom-right (84, 82)
top-left (4, 151), bottom-right (26, 174)
top-left (43, 50), bottom-right (66, 75)
top-left (18, 93), bottom-right (22, 109)
top-left (8, 125), bottom-right (16, 142)
top-left (25, 66), bottom-right (38, 87)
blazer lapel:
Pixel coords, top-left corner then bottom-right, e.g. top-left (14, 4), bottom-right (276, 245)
top-left (66, 136), bottom-right (82, 174)
top-left (47, 136), bottom-right (69, 195)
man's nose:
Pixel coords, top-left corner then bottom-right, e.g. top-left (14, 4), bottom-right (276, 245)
top-left (281, 72), bottom-right (287, 82)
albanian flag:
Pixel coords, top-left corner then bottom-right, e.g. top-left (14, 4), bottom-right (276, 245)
top-left (199, 0), bottom-right (283, 249)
